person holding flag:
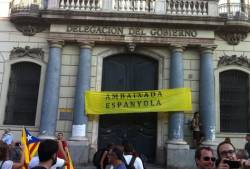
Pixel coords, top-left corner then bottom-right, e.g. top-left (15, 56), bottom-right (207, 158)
top-left (0, 140), bottom-right (25, 169)
top-left (21, 128), bottom-right (40, 169)
top-left (56, 133), bottom-right (74, 169)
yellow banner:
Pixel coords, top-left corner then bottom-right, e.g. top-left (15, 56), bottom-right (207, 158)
top-left (85, 88), bottom-right (192, 115)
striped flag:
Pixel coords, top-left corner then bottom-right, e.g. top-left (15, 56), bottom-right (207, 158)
top-left (21, 128), bottom-right (40, 169)
top-left (65, 151), bottom-right (74, 169)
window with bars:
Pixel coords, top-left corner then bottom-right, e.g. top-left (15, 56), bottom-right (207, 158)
top-left (4, 62), bottom-right (41, 126)
top-left (220, 70), bottom-right (250, 132)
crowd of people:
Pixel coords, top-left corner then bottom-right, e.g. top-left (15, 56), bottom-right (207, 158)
top-left (95, 142), bottom-right (144, 169)
top-left (3, 127), bottom-right (250, 169)
top-left (0, 129), bottom-right (69, 169)
top-left (194, 135), bottom-right (250, 169)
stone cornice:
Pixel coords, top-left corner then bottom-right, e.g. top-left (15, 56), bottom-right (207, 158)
top-left (48, 33), bottom-right (215, 46)
top-left (40, 10), bottom-right (224, 28)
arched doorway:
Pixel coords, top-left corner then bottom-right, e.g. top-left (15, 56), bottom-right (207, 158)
top-left (4, 62), bottom-right (41, 125)
top-left (220, 70), bottom-right (249, 132)
top-left (98, 53), bottom-right (158, 163)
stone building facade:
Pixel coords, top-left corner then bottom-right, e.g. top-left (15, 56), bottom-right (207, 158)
top-left (0, 0), bottom-right (249, 168)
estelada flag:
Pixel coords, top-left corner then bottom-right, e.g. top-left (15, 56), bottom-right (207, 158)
top-left (21, 128), bottom-right (40, 169)
top-left (66, 151), bottom-right (74, 169)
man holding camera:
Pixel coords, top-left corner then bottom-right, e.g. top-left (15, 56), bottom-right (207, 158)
top-left (195, 147), bottom-right (216, 169)
top-left (217, 141), bottom-right (250, 169)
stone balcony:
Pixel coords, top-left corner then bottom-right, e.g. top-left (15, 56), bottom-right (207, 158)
top-left (218, 3), bottom-right (250, 20)
top-left (8, 0), bottom-right (250, 43)
top-left (10, 0), bottom-right (218, 16)
top-left (217, 3), bottom-right (250, 45)
top-left (54, 0), bottom-right (212, 16)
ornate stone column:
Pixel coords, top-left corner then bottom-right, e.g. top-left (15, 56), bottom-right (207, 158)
top-left (39, 40), bottom-right (63, 139)
top-left (167, 45), bottom-right (188, 148)
top-left (165, 45), bottom-right (189, 169)
top-left (71, 42), bottom-right (93, 140)
top-left (67, 42), bottom-right (94, 165)
top-left (199, 46), bottom-right (216, 146)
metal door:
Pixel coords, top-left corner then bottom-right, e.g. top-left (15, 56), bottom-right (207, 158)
top-left (220, 70), bottom-right (249, 132)
top-left (99, 53), bottom-right (158, 163)
top-left (4, 62), bottom-right (41, 125)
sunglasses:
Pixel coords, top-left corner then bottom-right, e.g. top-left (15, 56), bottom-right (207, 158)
top-left (203, 156), bottom-right (216, 162)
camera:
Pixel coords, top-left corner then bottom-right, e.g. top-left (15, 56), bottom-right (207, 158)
top-left (224, 160), bottom-right (241, 168)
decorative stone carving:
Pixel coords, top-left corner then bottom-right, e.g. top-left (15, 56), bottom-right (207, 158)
top-left (15, 24), bottom-right (47, 36)
top-left (218, 31), bottom-right (247, 45)
top-left (218, 55), bottom-right (250, 68)
top-left (127, 43), bottom-right (136, 52)
top-left (10, 46), bottom-right (44, 60)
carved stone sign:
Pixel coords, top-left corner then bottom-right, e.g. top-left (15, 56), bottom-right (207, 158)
top-left (66, 25), bottom-right (198, 38)
top-left (50, 24), bottom-right (215, 39)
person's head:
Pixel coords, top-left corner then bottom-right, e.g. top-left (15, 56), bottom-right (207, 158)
top-left (106, 143), bottom-right (114, 150)
top-left (224, 137), bottom-right (231, 143)
top-left (38, 139), bottom-right (58, 165)
top-left (108, 147), bottom-right (124, 165)
top-left (236, 149), bottom-right (248, 159)
top-left (0, 141), bottom-right (8, 161)
top-left (195, 147), bottom-right (216, 169)
top-left (246, 134), bottom-right (250, 142)
top-left (194, 112), bottom-right (199, 118)
top-left (4, 128), bottom-right (10, 134)
top-left (123, 143), bottom-right (134, 154)
top-left (57, 132), bottom-right (64, 140)
top-left (217, 141), bottom-right (236, 160)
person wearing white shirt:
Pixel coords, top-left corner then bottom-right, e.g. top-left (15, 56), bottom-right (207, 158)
top-left (28, 156), bottom-right (65, 169)
top-left (123, 143), bottom-right (144, 169)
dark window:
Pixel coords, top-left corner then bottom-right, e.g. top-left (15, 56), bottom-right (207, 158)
top-left (4, 62), bottom-right (41, 126)
top-left (220, 70), bottom-right (249, 132)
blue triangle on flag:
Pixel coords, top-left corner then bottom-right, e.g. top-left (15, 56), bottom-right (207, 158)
top-left (25, 128), bottom-right (40, 144)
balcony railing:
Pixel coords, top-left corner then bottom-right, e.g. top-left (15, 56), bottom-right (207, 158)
top-left (10, 0), bottom-right (217, 17)
top-left (218, 3), bottom-right (250, 20)
top-left (10, 0), bottom-right (42, 14)
top-left (166, 0), bottom-right (208, 15)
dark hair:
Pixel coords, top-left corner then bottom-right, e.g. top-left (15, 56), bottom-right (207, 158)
top-left (38, 139), bottom-right (58, 162)
top-left (0, 141), bottom-right (8, 160)
top-left (123, 143), bottom-right (134, 154)
top-left (111, 147), bottom-right (124, 161)
top-left (57, 132), bottom-right (63, 136)
top-left (193, 112), bottom-right (199, 117)
top-left (224, 137), bottom-right (231, 143)
top-left (217, 141), bottom-right (236, 159)
top-left (107, 143), bottom-right (114, 150)
top-left (195, 146), bottom-right (214, 160)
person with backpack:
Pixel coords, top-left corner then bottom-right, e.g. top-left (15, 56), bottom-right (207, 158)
top-left (100, 143), bottom-right (114, 169)
top-left (122, 143), bottom-right (144, 169)
top-left (108, 147), bottom-right (126, 169)
top-left (93, 143), bottom-right (114, 169)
